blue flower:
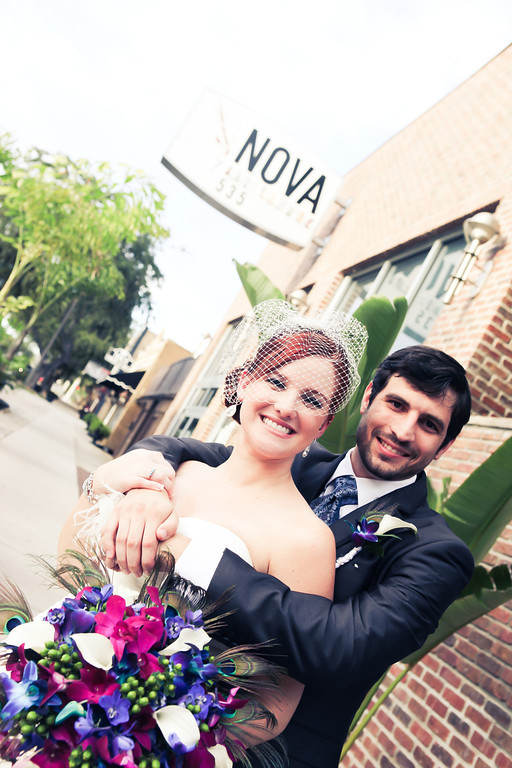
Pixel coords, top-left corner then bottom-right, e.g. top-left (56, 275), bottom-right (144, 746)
top-left (180, 682), bottom-right (214, 720)
top-left (98, 689), bottom-right (130, 726)
top-left (0, 661), bottom-right (46, 720)
top-left (165, 612), bottom-right (187, 640)
top-left (184, 610), bottom-right (204, 628)
top-left (45, 607), bottom-right (66, 626)
top-left (349, 517), bottom-right (379, 547)
top-left (81, 584), bottom-right (114, 607)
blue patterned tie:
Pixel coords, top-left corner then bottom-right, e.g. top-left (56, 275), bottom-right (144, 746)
top-left (311, 475), bottom-right (359, 526)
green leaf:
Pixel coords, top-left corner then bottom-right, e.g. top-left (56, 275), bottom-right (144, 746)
top-left (403, 573), bottom-right (512, 665)
top-left (319, 295), bottom-right (408, 454)
top-left (441, 436), bottom-right (512, 564)
top-left (234, 260), bottom-right (285, 306)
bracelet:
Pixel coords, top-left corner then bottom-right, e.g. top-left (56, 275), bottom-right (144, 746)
top-left (82, 472), bottom-right (101, 505)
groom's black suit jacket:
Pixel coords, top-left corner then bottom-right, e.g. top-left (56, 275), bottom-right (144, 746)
top-left (133, 437), bottom-right (474, 768)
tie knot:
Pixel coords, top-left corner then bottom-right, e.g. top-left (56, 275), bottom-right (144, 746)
top-left (311, 474), bottom-right (358, 526)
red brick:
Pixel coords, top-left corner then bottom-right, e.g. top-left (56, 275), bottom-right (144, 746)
top-left (423, 671), bottom-right (444, 693)
top-left (471, 730), bottom-right (497, 759)
top-left (485, 701), bottom-right (511, 729)
top-left (431, 742), bottom-right (455, 767)
top-left (410, 698), bottom-right (428, 722)
top-left (496, 753), bottom-right (512, 768)
top-left (449, 735), bottom-right (474, 763)
top-left (426, 693), bottom-right (448, 718)
top-left (411, 721), bottom-right (433, 747)
top-left (413, 746), bottom-right (435, 768)
top-left (466, 705), bottom-right (492, 732)
top-left (443, 688), bottom-right (466, 711)
top-left (395, 727), bottom-right (414, 752)
top-left (490, 725), bottom-right (512, 752)
top-left (427, 714), bottom-right (450, 740)
top-left (460, 683), bottom-right (485, 706)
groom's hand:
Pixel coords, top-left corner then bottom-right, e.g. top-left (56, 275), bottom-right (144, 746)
top-left (101, 488), bottom-right (177, 577)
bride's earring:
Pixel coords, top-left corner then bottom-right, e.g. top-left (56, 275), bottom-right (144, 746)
top-left (225, 404), bottom-right (237, 417)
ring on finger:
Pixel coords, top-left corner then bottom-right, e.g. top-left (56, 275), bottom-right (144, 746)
top-left (148, 467), bottom-right (156, 480)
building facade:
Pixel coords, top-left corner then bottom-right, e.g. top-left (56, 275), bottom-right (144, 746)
top-left (151, 47), bottom-right (512, 766)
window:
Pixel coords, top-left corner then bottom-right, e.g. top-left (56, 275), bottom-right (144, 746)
top-left (331, 233), bottom-right (465, 347)
top-left (166, 320), bottom-right (241, 438)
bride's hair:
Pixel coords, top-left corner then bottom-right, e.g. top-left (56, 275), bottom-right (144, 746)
top-left (218, 299), bottom-right (368, 424)
top-left (223, 329), bottom-right (351, 424)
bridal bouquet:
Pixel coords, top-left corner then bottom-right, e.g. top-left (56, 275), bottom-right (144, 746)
top-left (0, 554), bottom-right (281, 768)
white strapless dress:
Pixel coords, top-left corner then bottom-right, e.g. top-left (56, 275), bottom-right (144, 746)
top-left (111, 517), bottom-right (253, 602)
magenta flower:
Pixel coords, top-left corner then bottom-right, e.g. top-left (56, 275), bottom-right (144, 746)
top-left (67, 668), bottom-right (118, 704)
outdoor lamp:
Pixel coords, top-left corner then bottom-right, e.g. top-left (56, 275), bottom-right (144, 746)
top-left (287, 289), bottom-right (309, 312)
top-left (443, 212), bottom-right (502, 303)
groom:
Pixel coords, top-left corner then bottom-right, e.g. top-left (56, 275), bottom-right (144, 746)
top-left (105, 345), bottom-right (474, 768)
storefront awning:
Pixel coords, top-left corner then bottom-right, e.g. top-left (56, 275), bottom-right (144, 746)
top-left (98, 370), bottom-right (145, 394)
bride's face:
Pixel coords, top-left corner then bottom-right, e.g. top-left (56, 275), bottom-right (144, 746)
top-left (237, 356), bottom-right (336, 459)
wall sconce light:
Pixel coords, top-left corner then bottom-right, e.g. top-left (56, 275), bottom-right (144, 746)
top-left (443, 212), bottom-right (503, 304)
top-left (287, 289), bottom-right (309, 312)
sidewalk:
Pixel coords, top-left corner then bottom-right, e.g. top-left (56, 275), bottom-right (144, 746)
top-left (0, 387), bottom-right (110, 613)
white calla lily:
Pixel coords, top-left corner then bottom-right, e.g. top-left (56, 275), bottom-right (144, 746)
top-left (2, 620), bottom-right (54, 652)
top-left (208, 744), bottom-right (233, 767)
top-left (73, 632), bottom-right (115, 670)
top-left (374, 514), bottom-right (418, 537)
top-left (154, 705), bottom-right (200, 749)
top-left (161, 627), bottom-right (211, 655)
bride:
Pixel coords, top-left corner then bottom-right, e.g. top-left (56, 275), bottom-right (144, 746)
top-left (58, 299), bottom-right (367, 754)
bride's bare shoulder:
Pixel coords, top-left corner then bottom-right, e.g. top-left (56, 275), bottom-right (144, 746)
top-left (175, 460), bottom-right (215, 479)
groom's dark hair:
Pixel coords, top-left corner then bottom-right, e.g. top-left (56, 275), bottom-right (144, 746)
top-left (368, 345), bottom-right (471, 447)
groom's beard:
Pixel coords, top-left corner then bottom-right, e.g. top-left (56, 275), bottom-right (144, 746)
top-left (355, 418), bottom-right (431, 481)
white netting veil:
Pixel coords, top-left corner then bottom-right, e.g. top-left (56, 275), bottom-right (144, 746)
top-left (220, 299), bottom-right (368, 417)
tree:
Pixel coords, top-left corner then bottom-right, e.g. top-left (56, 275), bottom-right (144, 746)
top-left (24, 235), bottom-right (163, 388)
top-left (0, 134), bottom-right (169, 360)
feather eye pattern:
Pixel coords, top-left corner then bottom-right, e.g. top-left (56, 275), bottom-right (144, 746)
top-left (0, 576), bottom-right (33, 632)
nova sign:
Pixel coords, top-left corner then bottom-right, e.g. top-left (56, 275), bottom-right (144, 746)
top-left (162, 91), bottom-right (342, 249)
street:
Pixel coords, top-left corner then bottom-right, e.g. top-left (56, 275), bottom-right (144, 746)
top-left (0, 387), bottom-right (110, 614)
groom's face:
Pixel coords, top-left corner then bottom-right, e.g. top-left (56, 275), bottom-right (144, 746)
top-left (352, 374), bottom-right (456, 481)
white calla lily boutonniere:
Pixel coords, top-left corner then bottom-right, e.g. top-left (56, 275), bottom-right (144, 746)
top-left (336, 513), bottom-right (418, 568)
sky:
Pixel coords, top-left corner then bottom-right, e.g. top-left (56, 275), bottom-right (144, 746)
top-left (1, 0), bottom-right (511, 352)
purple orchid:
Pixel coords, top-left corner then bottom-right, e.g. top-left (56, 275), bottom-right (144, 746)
top-left (349, 517), bottom-right (380, 547)
top-left (165, 613), bottom-right (187, 639)
top-left (180, 682), bottom-right (214, 720)
top-left (99, 689), bottom-right (131, 726)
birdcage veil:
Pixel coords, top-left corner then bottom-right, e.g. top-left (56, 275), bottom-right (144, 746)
top-left (220, 299), bottom-right (368, 416)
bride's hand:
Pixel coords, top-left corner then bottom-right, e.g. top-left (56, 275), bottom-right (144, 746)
top-left (100, 488), bottom-right (177, 577)
top-left (93, 449), bottom-right (175, 499)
